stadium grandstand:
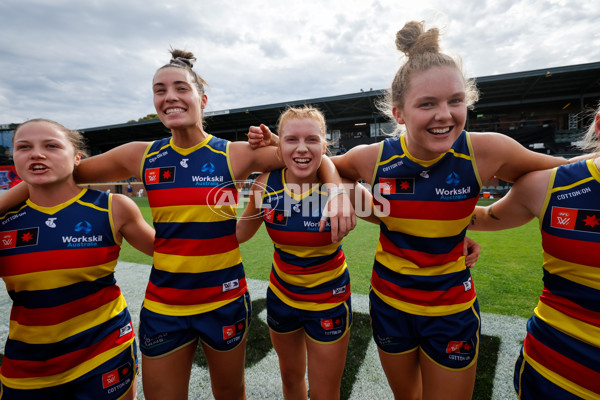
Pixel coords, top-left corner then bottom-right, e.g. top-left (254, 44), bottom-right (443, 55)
top-left (1, 61), bottom-right (599, 193)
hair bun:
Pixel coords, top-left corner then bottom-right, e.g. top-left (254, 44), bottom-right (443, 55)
top-left (395, 20), bottom-right (439, 58)
top-left (169, 49), bottom-right (196, 68)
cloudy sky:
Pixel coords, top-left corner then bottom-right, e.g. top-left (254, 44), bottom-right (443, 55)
top-left (1, 0), bottom-right (598, 130)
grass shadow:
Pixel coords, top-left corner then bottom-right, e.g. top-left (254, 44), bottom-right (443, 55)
top-left (473, 334), bottom-right (501, 400)
top-left (341, 312), bottom-right (372, 399)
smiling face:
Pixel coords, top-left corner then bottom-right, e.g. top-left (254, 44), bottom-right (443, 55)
top-left (152, 67), bottom-right (207, 131)
top-left (279, 118), bottom-right (326, 185)
top-left (393, 65), bottom-right (467, 160)
top-left (12, 121), bottom-right (81, 188)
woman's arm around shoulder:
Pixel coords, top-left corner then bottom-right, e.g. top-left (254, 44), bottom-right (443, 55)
top-left (0, 182), bottom-right (29, 214)
top-left (469, 168), bottom-right (551, 231)
top-left (236, 174), bottom-right (268, 244)
top-left (470, 132), bottom-right (566, 183)
top-left (331, 142), bottom-right (380, 183)
top-left (229, 140), bottom-right (284, 183)
top-left (111, 193), bottom-right (155, 256)
top-left (77, 142), bottom-right (150, 183)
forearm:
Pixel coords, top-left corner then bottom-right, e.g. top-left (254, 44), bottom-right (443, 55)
top-left (0, 181), bottom-right (29, 213)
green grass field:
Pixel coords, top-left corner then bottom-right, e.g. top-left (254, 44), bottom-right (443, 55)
top-left (120, 196), bottom-right (543, 399)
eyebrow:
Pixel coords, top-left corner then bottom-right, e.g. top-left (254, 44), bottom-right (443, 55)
top-left (153, 80), bottom-right (191, 88)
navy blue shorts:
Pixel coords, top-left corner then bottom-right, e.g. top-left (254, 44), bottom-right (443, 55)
top-left (0, 341), bottom-right (138, 400)
top-left (266, 288), bottom-right (351, 343)
top-left (138, 292), bottom-right (251, 357)
top-left (370, 290), bottom-right (480, 369)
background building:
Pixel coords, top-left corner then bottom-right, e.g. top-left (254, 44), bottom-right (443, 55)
top-left (2, 61), bottom-right (599, 194)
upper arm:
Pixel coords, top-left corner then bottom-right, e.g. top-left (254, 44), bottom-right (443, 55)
top-left (236, 175), bottom-right (267, 243)
top-left (111, 194), bottom-right (155, 256)
top-left (229, 141), bottom-right (284, 183)
top-left (76, 142), bottom-right (149, 183)
top-left (469, 169), bottom-right (549, 231)
top-left (331, 143), bottom-right (380, 182)
top-left (347, 179), bottom-right (380, 224)
top-left (471, 132), bottom-right (567, 182)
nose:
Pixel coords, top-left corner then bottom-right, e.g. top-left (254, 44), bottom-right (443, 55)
top-left (297, 140), bottom-right (308, 152)
top-left (30, 147), bottom-right (46, 159)
top-left (435, 103), bottom-right (451, 120)
top-left (165, 87), bottom-right (178, 102)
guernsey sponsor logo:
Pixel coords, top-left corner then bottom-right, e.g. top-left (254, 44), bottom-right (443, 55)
top-left (551, 206), bottom-right (600, 233)
top-left (378, 178), bottom-right (414, 194)
top-left (1, 211), bottom-right (26, 225)
top-left (62, 235), bottom-right (103, 247)
top-left (145, 166), bottom-right (175, 185)
top-left (556, 186), bottom-right (591, 200)
top-left (192, 175), bottom-right (225, 186)
top-left (0, 227), bottom-right (39, 250)
top-left (223, 279), bottom-right (240, 292)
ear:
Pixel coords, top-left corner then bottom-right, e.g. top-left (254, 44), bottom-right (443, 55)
top-left (595, 113), bottom-right (600, 140)
top-left (74, 152), bottom-right (82, 166)
top-left (200, 94), bottom-right (208, 109)
top-left (392, 107), bottom-right (405, 124)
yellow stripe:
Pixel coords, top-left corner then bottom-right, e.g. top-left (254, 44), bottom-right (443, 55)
top-left (106, 193), bottom-right (121, 245)
top-left (274, 241), bottom-right (341, 258)
top-left (522, 348), bottom-right (600, 399)
top-left (380, 214), bottom-right (471, 238)
top-left (9, 295), bottom-right (128, 344)
top-left (268, 283), bottom-right (340, 311)
top-left (273, 259), bottom-right (347, 288)
top-left (152, 204), bottom-right (236, 223)
top-left (534, 301), bottom-right (600, 347)
top-left (153, 248), bottom-right (242, 273)
top-left (0, 339), bottom-right (134, 390)
top-left (551, 176), bottom-right (596, 193)
top-left (371, 286), bottom-right (475, 316)
top-left (588, 158), bottom-right (600, 181)
top-left (146, 141), bottom-right (171, 158)
top-left (375, 241), bottom-right (467, 275)
top-left (465, 132), bottom-right (483, 187)
top-left (3, 262), bottom-right (117, 292)
top-left (143, 296), bottom-right (236, 316)
top-left (543, 253), bottom-right (600, 290)
top-left (26, 190), bottom-right (87, 215)
top-left (539, 167), bottom-right (558, 228)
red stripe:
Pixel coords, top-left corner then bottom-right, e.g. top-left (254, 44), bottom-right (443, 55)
top-left (540, 289), bottom-right (600, 328)
top-left (266, 227), bottom-right (333, 247)
top-left (371, 270), bottom-right (475, 307)
top-left (524, 332), bottom-right (600, 394)
top-left (379, 233), bottom-right (464, 268)
top-left (270, 271), bottom-right (350, 304)
top-left (10, 286), bottom-right (122, 326)
top-left (542, 231), bottom-right (600, 267)
top-left (0, 324), bottom-right (133, 379)
top-left (144, 279), bottom-right (247, 306)
top-left (0, 246), bottom-right (120, 276)
top-left (148, 187), bottom-right (238, 208)
top-left (154, 234), bottom-right (239, 256)
top-left (273, 250), bottom-right (345, 275)
top-left (374, 197), bottom-right (478, 220)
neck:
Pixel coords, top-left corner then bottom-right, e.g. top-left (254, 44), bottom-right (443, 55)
top-left (284, 169), bottom-right (319, 193)
top-left (170, 125), bottom-right (208, 148)
top-left (28, 181), bottom-right (83, 207)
